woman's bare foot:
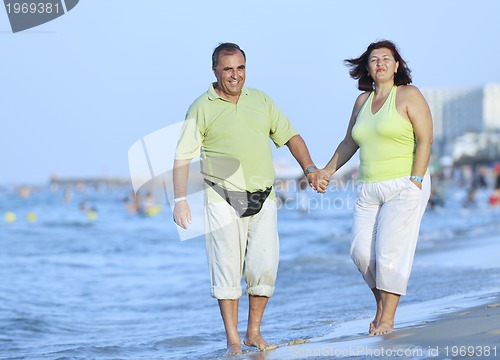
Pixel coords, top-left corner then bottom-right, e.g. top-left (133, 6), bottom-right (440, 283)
top-left (244, 334), bottom-right (277, 351)
top-left (370, 290), bottom-right (399, 336)
top-left (370, 321), bottom-right (394, 336)
top-left (225, 342), bottom-right (243, 356)
top-left (369, 288), bottom-right (382, 335)
top-left (369, 313), bottom-right (381, 335)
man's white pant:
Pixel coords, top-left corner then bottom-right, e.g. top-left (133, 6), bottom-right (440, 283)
top-left (204, 199), bottom-right (279, 300)
top-left (351, 175), bottom-right (431, 295)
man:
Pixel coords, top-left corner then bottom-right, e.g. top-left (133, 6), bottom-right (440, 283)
top-left (173, 43), bottom-right (328, 355)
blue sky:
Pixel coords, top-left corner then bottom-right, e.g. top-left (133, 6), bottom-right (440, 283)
top-left (2, 0), bottom-right (500, 185)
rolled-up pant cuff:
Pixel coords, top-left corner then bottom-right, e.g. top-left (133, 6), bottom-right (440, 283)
top-left (211, 286), bottom-right (242, 300)
top-left (245, 284), bottom-right (274, 297)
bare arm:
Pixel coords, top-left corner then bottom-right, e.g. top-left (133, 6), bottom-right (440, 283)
top-left (323, 93), bottom-right (367, 177)
top-left (286, 134), bottom-right (330, 193)
top-left (403, 86), bottom-right (433, 188)
top-left (173, 158), bottom-right (192, 229)
top-left (286, 134), bottom-right (315, 170)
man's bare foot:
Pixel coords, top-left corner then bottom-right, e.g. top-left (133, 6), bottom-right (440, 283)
top-left (244, 334), bottom-right (277, 351)
top-left (370, 321), bottom-right (394, 336)
top-left (225, 342), bottom-right (243, 356)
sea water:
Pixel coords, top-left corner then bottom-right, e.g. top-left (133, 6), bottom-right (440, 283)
top-left (1, 181), bottom-right (499, 360)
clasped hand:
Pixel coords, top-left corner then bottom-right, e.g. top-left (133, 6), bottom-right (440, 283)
top-left (307, 168), bottom-right (331, 194)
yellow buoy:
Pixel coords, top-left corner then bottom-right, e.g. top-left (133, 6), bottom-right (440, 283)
top-left (5, 212), bottom-right (16, 223)
top-left (87, 210), bottom-right (98, 221)
top-left (27, 212), bottom-right (37, 222)
top-left (145, 205), bottom-right (162, 216)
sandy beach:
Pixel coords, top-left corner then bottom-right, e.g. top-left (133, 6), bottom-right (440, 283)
top-left (385, 294), bottom-right (500, 359)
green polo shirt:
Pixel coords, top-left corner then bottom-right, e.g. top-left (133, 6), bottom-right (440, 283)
top-left (176, 83), bottom-right (298, 201)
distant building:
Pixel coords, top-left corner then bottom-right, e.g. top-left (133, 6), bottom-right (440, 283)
top-left (422, 83), bottom-right (500, 162)
top-left (452, 132), bottom-right (500, 165)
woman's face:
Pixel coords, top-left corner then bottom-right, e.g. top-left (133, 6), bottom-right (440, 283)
top-left (367, 48), bottom-right (399, 82)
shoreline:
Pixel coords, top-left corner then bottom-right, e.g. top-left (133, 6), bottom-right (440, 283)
top-left (240, 289), bottom-right (500, 359)
top-left (252, 216), bottom-right (500, 359)
top-left (224, 204), bottom-right (500, 360)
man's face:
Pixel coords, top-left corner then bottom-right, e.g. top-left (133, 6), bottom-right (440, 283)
top-left (212, 50), bottom-right (246, 100)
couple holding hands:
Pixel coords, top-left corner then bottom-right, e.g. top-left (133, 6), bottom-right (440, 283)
top-left (173, 40), bottom-right (432, 355)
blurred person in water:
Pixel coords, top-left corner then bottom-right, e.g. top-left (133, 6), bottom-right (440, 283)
top-left (314, 40), bottom-right (433, 336)
top-left (489, 162), bottom-right (500, 206)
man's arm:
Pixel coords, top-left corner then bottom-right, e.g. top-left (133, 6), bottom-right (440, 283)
top-left (173, 158), bottom-right (192, 229)
top-left (286, 134), bottom-right (330, 193)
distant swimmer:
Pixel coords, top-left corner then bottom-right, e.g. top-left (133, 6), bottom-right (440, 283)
top-left (125, 191), bottom-right (141, 214)
top-left (125, 191), bottom-right (161, 217)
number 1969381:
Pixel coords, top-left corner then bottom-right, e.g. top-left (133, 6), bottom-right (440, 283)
top-left (5, 2), bottom-right (61, 14)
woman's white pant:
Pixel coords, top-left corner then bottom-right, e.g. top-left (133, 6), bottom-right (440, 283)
top-left (351, 175), bottom-right (430, 295)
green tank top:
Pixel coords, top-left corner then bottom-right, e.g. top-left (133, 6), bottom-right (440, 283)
top-left (351, 86), bottom-right (415, 182)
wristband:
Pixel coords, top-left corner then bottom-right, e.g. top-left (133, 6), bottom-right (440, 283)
top-left (410, 175), bottom-right (423, 183)
top-left (304, 165), bottom-right (317, 176)
top-left (174, 197), bottom-right (187, 203)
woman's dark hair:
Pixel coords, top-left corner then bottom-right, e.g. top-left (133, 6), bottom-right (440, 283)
top-left (345, 40), bottom-right (412, 91)
top-left (212, 43), bottom-right (246, 69)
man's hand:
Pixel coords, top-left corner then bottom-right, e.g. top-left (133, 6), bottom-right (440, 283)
top-left (307, 168), bottom-right (331, 194)
top-left (173, 200), bottom-right (192, 229)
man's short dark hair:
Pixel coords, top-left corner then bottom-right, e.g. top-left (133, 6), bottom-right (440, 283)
top-left (212, 43), bottom-right (246, 69)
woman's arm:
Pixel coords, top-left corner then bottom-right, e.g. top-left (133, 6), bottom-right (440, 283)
top-left (400, 86), bottom-right (433, 188)
top-left (322, 93), bottom-right (368, 177)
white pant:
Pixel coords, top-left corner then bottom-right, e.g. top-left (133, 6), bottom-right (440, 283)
top-left (351, 175), bottom-right (430, 295)
top-left (204, 199), bottom-right (279, 300)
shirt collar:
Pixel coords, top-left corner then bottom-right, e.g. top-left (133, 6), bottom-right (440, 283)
top-left (208, 82), bottom-right (250, 101)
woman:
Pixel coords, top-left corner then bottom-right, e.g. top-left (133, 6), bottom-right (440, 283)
top-left (321, 40), bottom-right (432, 336)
